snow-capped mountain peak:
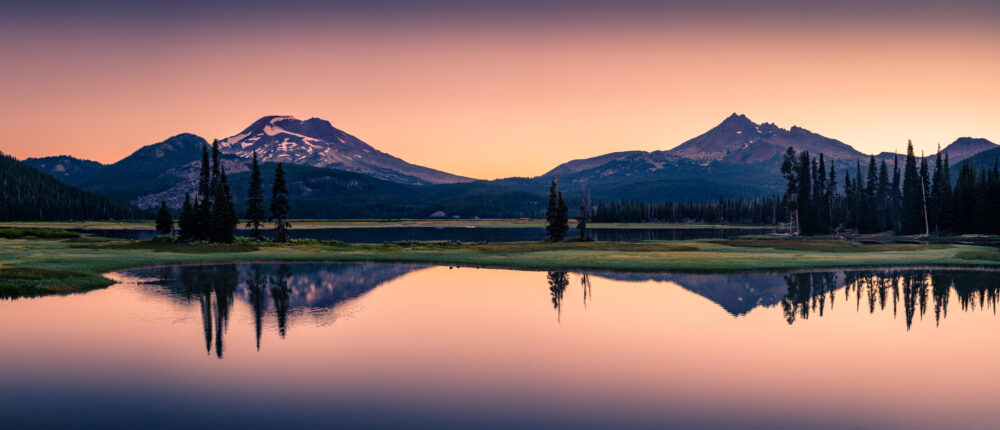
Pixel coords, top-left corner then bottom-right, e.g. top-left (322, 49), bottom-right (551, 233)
top-left (217, 115), bottom-right (473, 185)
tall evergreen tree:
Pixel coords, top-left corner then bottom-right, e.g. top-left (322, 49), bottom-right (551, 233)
top-left (577, 188), bottom-right (591, 241)
top-left (210, 166), bottom-right (238, 243)
top-left (780, 147), bottom-right (800, 234)
top-left (890, 154), bottom-right (901, 232)
top-left (930, 147), bottom-right (944, 233)
top-left (813, 155), bottom-right (828, 233)
top-left (864, 155), bottom-right (878, 233)
top-left (876, 159), bottom-right (889, 232)
top-left (826, 164), bottom-right (837, 232)
top-left (196, 144), bottom-right (212, 241)
top-left (900, 140), bottom-right (923, 234)
top-left (245, 151), bottom-right (266, 240)
top-left (545, 180), bottom-right (569, 241)
top-left (269, 163), bottom-right (291, 243)
top-left (844, 169), bottom-right (856, 230)
top-left (796, 152), bottom-right (815, 234)
top-left (178, 193), bottom-right (196, 241)
top-left (155, 201), bottom-right (173, 236)
top-left (210, 139), bottom-right (221, 192)
top-left (919, 153), bottom-right (931, 236)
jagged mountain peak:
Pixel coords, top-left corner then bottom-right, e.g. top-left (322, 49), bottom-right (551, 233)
top-left (217, 115), bottom-right (473, 185)
top-left (667, 114), bottom-right (862, 163)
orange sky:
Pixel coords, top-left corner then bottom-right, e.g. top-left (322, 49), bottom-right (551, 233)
top-left (1, 3), bottom-right (998, 179)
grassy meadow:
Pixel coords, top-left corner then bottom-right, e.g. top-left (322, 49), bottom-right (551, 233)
top-left (2, 226), bottom-right (999, 298)
top-left (0, 219), bottom-right (777, 230)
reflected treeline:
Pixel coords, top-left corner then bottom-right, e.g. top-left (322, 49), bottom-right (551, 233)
top-left (780, 269), bottom-right (1000, 329)
top-left (136, 262), bottom-right (426, 357)
top-left (548, 272), bottom-right (569, 322)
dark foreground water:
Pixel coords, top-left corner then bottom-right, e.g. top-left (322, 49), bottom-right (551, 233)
top-left (2, 263), bottom-right (999, 429)
top-left (70, 226), bottom-right (772, 242)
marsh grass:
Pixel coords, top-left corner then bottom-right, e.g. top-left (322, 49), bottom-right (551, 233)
top-left (2, 235), bottom-right (999, 299)
top-left (720, 239), bottom-right (951, 252)
top-left (0, 228), bottom-right (80, 239)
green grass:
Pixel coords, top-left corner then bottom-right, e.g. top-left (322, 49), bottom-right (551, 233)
top-left (2, 235), bottom-right (999, 299)
top-left (0, 228), bottom-right (80, 239)
top-left (718, 239), bottom-right (951, 252)
top-left (0, 219), bottom-right (777, 230)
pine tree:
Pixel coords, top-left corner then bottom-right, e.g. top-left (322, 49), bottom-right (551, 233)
top-left (780, 147), bottom-right (799, 234)
top-left (864, 155), bottom-right (878, 233)
top-left (545, 180), bottom-right (569, 241)
top-left (940, 153), bottom-right (953, 233)
top-left (196, 144), bottom-right (212, 241)
top-left (210, 139), bottom-right (221, 192)
top-left (844, 169), bottom-right (856, 230)
top-left (245, 151), bottom-right (266, 240)
top-left (876, 159), bottom-right (889, 232)
top-left (210, 166), bottom-right (238, 243)
top-left (269, 163), bottom-right (291, 243)
top-left (813, 155), bottom-right (828, 233)
top-left (155, 201), bottom-right (173, 236)
top-left (930, 147), bottom-right (944, 234)
top-left (900, 140), bottom-right (923, 234)
top-left (178, 193), bottom-right (196, 241)
top-left (919, 154), bottom-right (931, 236)
top-left (826, 164), bottom-right (837, 232)
top-left (890, 154), bottom-right (901, 232)
top-left (577, 188), bottom-right (591, 241)
top-left (796, 152), bottom-right (814, 234)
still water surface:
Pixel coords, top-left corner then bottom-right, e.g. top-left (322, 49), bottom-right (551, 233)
top-left (2, 263), bottom-right (999, 429)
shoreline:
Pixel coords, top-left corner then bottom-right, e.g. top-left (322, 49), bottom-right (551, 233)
top-left (2, 236), bottom-right (998, 298)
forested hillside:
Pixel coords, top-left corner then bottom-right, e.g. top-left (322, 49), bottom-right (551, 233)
top-left (0, 151), bottom-right (139, 221)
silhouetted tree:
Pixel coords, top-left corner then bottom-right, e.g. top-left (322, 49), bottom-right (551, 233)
top-left (155, 200), bottom-right (173, 236)
top-left (245, 151), bottom-right (266, 240)
top-left (900, 140), bottom-right (923, 234)
top-left (178, 193), bottom-right (196, 241)
top-left (545, 180), bottom-right (569, 241)
top-left (577, 187), bottom-right (591, 241)
top-left (269, 163), bottom-right (291, 243)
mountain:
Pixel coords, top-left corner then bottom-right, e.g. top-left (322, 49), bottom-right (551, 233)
top-left (666, 113), bottom-right (863, 163)
top-left (218, 115), bottom-right (474, 185)
top-left (22, 156), bottom-right (104, 186)
top-left (939, 137), bottom-right (997, 163)
top-left (527, 114), bottom-right (997, 203)
top-left (0, 151), bottom-right (138, 221)
top-left (70, 132), bottom-right (542, 217)
top-left (76, 133), bottom-right (207, 201)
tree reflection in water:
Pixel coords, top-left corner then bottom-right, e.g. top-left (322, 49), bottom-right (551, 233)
top-left (781, 269), bottom-right (1000, 330)
top-left (134, 262), bottom-right (426, 358)
top-left (548, 271), bottom-right (569, 323)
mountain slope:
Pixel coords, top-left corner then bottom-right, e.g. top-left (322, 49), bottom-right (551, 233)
top-left (531, 114), bottom-right (996, 203)
top-left (78, 133), bottom-right (207, 201)
top-left (22, 156), bottom-right (104, 186)
top-left (940, 137), bottom-right (997, 163)
top-left (0, 151), bottom-right (138, 221)
top-left (218, 116), bottom-right (474, 185)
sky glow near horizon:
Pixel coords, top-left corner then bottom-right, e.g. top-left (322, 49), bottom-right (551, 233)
top-left (0, 0), bottom-right (998, 179)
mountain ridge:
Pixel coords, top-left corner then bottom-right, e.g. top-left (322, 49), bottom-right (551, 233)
top-left (217, 115), bottom-right (474, 185)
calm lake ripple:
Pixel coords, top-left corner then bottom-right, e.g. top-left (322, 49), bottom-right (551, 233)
top-left (1, 263), bottom-right (998, 429)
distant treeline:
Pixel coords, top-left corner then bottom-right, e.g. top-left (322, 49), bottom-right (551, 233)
top-left (782, 141), bottom-right (1000, 235)
top-left (0, 151), bottom-right (139, 221)
top-left (592, 196), bottom-right (785, 224)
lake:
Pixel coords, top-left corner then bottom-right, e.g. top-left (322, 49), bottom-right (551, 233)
top-left (69, 226), bottom-right (773, 242)
top-left (2, 263), bottom-right (999, 429)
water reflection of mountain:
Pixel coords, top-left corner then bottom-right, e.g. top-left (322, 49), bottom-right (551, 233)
top-left (592, 273), bottom-right (790, 315)
top-left (124, 262), bottom-right (427, 357)
top-left (595, 269), bottom-right (1000, 329)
